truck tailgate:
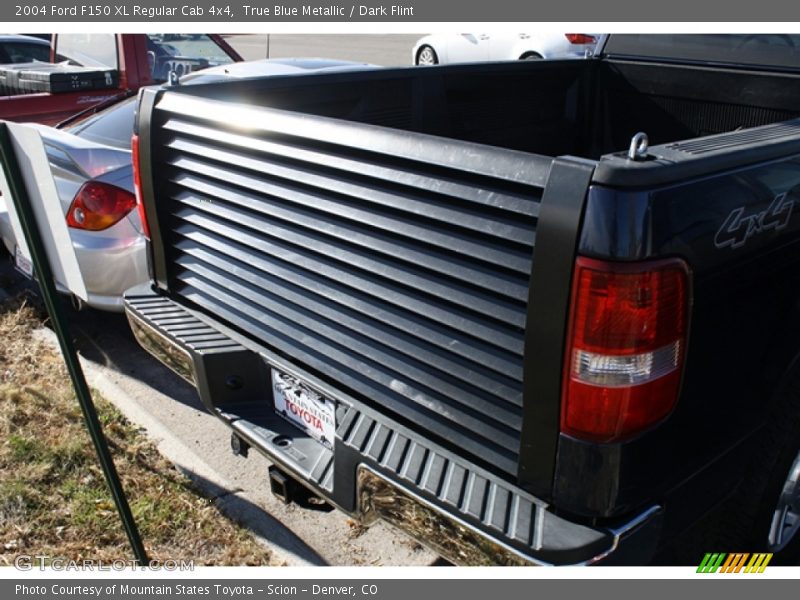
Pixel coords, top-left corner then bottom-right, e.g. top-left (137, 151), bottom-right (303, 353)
top-left (140, 90), bottom-right (558, 480)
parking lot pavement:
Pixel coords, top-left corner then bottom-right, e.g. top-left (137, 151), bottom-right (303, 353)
top-left (0, 257), bottom-right (439, 566)
top-left (225, 34), bottom-right (425, 67)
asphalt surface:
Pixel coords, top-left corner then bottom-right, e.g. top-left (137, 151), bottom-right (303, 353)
top-left (225, 34), bottom-right (425, 66)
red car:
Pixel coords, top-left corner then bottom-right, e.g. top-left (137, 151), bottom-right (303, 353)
top-left (0, 33), bottom-right (242, 125)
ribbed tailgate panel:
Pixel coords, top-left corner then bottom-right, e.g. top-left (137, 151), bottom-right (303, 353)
top-left (150, 94), bottom-right (547, 477)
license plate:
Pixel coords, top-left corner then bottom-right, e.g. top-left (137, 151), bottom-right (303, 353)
top-left (272, 370), bottom-right (335, 449)
top-left (14, 245), bottom-right (33, 278)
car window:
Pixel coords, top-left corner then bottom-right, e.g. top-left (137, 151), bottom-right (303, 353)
top-left (146, 34), bottom-right (235, 81)
top-left (67, 97), bottom-right (136, 149)
top-left (0, 41), bottom-right (51, 63)
top-left (55, 33), bottom-right (118, 69)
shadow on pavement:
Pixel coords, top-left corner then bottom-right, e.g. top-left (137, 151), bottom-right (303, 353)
top-left (179, 467), bottom-right (328, 566)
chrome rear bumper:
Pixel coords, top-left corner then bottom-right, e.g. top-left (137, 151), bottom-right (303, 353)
top-left (124, 284), bottom-right (663, 566)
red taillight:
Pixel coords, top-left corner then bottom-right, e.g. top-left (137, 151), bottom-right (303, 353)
top-left (131, 133), bottom-right (150, 239)
top-left (565, 34), bottom-right (597, 45)
top-left (66, 181), bottom-right (136, 231)
top-left (561, 257), bottom-right (690, 443)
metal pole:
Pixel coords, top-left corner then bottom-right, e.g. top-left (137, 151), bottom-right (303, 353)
top-left (0, 123), bottom-right (148, 564)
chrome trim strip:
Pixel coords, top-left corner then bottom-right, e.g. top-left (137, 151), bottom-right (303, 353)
top-left (357, 466), bottom-right (663, 566)
top-left (126, 310), bottom-right (196, 386)
top-left (586, 505), bottom-right (663, 564)
top-left (356, 466), bottom-right (538, 566)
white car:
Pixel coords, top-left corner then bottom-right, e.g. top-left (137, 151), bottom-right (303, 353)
top-left (0, 58), bottom-right (375, 311)
top-left (413, 33), bottom-right (600, 65)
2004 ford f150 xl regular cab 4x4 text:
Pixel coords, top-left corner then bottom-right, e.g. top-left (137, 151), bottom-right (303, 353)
top-left (123, 34), bottom-right (800, 565)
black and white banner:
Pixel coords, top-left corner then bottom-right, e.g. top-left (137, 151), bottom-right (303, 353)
top-left (4, 0), bottom-right (800, 22)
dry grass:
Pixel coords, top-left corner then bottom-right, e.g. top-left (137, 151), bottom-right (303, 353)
top-left (0, 293), bottom-right (278, 566)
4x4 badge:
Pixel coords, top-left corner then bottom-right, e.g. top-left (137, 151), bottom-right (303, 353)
top-left (715, 193), bottom-right (794, 250)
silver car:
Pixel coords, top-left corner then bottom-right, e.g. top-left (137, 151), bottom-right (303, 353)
top-left (0, 58), bottom-right (375, 311)
top-left (1, 102), bottom-right (144, 311)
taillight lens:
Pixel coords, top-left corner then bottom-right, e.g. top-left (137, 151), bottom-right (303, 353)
top-left (565, 34), bottom-right (597, 45)
top-left (561, 257), bottom-right (690, 443)
top-left (66, 181), bottom-right (136, 231)
top-left (131, 133), bottom-right (150, 239)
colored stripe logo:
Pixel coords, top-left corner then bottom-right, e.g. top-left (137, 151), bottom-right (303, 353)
top-left (697, 553), bottom-right (773, 573)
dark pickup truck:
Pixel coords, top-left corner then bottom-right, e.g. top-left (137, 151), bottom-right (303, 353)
top-left (124, 34), bottom-right (800, 565)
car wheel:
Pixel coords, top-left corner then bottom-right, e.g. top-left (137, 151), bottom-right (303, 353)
top-left (416, 45), bottom-right (438, 66)
top-left (766, 444), bottom-right (800, 554)
top-left (520, 52), bottom-right (543, 60)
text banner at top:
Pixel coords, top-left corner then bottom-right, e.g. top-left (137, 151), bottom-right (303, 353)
top-left (4, 0), bottom-right (800, 22)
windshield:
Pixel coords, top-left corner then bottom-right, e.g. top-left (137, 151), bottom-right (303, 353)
top-left (146, 34), bottom-right (235, 82)
top-left (0, 38), bottom-right (51, 63)
top-left (603, 34), bottom-right (800, 70)
top-left (54, 34), bottom-right (235, 81)
top-left (55, 33), bottom-right (118, 68)
top-left (66, 97), bottom-right (136, 150)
